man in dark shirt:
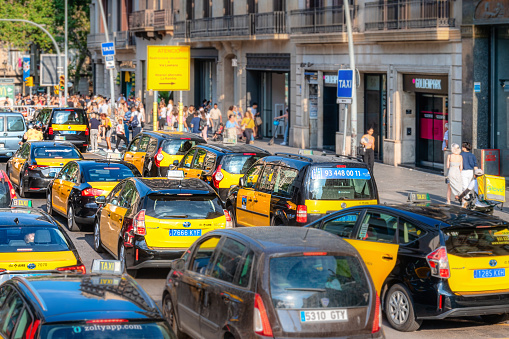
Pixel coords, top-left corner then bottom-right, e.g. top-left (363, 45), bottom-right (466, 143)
top-left (461, 142), bottom-right (478, 191)
top-left (185, 106), bottom-right (194, 133)
top-left (89, 113), bottom-right (101, 152)
top-left (190, 112), bottom-right (201, 134)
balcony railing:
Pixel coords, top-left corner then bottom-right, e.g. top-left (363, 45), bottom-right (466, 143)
top-left (87, 31), bottom-right (135, 49)
top-left (290, 6), bottom-right (357, 34)
top-left (129, 9), bottom-right (154, 32)
top-left (154, 9), bottom-right (174, 28)
top-left (365, 0), bottom-right (455, 31)
top-left (253, 12), bottom-right (287, 34)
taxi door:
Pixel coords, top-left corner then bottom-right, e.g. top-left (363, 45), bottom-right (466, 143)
top-left (52, 164), bottom-right (70, 213)
top-left (179, 148), bottom-right (197, 177)
top-left (10, 143), bottom-right (29, 185)
top-left (60, 162), bottom-right (79, 212)
top-left (251, 165), bottom-right (276, 226)
top-left (110, 182), bottom-right (137, 255)
top-left (131, 135), bottom-right (151, 174)
top-left (123, 135), bottom-right (142, 167)
top-left (345, 209), bottom-right (399, 294)
top-left (235, 164), bottom-right (263, 227)
top-left (187, 148), bottom-right (207, 179)
top-left (100, 183), bottom-right (125, 253)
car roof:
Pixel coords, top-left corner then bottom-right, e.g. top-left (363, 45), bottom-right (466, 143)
top-left (261, 152), bottom-right (365, 167)
top-left (15, 275), bottom-right (160, 323)
top-left (0, 208), bottom-right (55, 227)
top-left (135, 177), bottom-right (217, 195)
top-left (51, 107), bottom-right (85, 112)
top-left (29, 141), bottom-right (75, 148)
top-left (200, 143), bottom-right (270, 155)
top-left (211, 227), bottom-right (359, 256)
top-left (142, 131), bottom-right (206, 142)
top-left (74, 159), bottom-right (136, 169)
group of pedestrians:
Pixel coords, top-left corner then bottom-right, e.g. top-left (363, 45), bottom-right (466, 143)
top-left (445, 142), bottom-right (479, 206)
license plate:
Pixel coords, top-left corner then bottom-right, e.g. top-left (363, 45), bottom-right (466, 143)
top-left (55, 136), bottom-right (65, 140)
top-left (0, 143), bottom-right (5, 148)
top-left (61, 131), bottom-right (77, 134)
top-left (474, 268), bottom-right (506, 278)
top-left (300, 309), bottom-right (348, 323)
top-left (169, 229), bottom-right (202, 237)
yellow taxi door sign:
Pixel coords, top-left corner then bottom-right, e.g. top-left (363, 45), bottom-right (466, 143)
top-left (147, 46), bottom-right (190, 91)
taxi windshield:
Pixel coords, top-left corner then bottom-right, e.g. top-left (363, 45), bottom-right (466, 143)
top-left (51, 110), bottom-right (86, 125)
top-left (162, 139), bottom-right (195, 155)
top-left (307, 166), bottom-right (375, 200)
top-left (145, 195), bottom-right (224, 219)
top-left (444, 226), bottom-right (509, 257)
top-left (269, 255), bottom-right (370, 309)
top-left (83, 164), bottom-right (137, 182)
top-left (32, 147), bottom-right (81, 159)
top-left (221, 155), bottom-right (262, 174)
top-left (40, 321), bottom-right (175, 339)
top-left (0, 226), bottom-right (70, 253)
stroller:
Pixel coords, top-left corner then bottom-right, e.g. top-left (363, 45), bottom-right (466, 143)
top-left (211, 123), bottom-right (225, 141)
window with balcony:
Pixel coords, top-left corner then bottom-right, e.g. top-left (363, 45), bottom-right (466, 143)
top-left (186, 0), bottom-right (194, 20)
top-left (224, 0), bottom-right (233, 16)
top-left (274, 0), bottom-right (286, 12)
top-left (247, 0), bottom-right (257, 14)
top-left (291, 0), bottom-right (355, 34)
top-left (203, 0), bottom-right (211, 18)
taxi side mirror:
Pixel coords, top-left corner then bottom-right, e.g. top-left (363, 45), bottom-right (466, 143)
top-left (173, 160), bottom-right (179, 166)
top-left (95, 196), bottom-right (106, 204)
top-left (239, 177), bottom-right (245, 187)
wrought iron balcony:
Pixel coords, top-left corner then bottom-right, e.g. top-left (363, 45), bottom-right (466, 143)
top-left (129, 9), bottom-right (154, 32)
top-left (365, 0), bottom-right (455, 31)
top-left (154, 9), bottom-right (174, 29)
top-left (289, 6), bottom-right (357, 34)
top-left (87, 32), bottom-right (135, 50)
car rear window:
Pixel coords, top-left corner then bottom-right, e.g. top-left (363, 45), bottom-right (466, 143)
top-left (7, 116), bottom-right (24, 132)
top-left (145, 195), bottom-right (224, 219)
top-left (0, 226), bottom-right (70, 252)
top-left (221, 155), bottom-right (262, 174)
top-left (444, 226), bottom-right (509, 257)
top-left (269, 255), bottom-right (370, 309)
top-left (51, 110), bottom-right (86, 125)
top-left (162, 139), bottom-right (196, 155)
top-left (32, 147), bottom-right (81, 159)
top-left (40, 322), bottom-right (175, 339)
top-left (83, 164), bottom-right (138, 182)
top-left (307, 166), bottom-right (376, 200)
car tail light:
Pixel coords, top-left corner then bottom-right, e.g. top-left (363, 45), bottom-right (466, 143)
top-left (303, 252), bottom-right (327, 256)
top-left (1, 171), bottom-right (16, 200)
top-left (243, 153), bottom-right (256, 155)
top-left (372, 293), bottom-right (381, 333)
top-left (133, 209), bottom-right (146, 236)
top-left (254, 293), bottom-right (273, 337)
top-left (48, 127), bottom-right (53, 135)
top-left (123, 218), bottom-right (134, 247)
top-left (296, 205), bottom-right (307, 223)
top-left (212, 165), bottom-right (224, 188)
top-left (26, 319), bottom-right (40, 339)
top-left (426, 246), bottom-right (450, 279)
top-left (85, 128), bottom-right (89, 136)
top-left (224, 209), bottom-right (233, 228)
top-left (0, 268), bottom-right (5, 273)
top-left (28, 164), bottom-right (48, 170)
top-left (155, 148), bottom-right (164, 167)
top-left (82, 188), bottom-right (105, 197)
top-left (86, 319), bottom-right (129, 324)
top-left (56, 264), bottom-right (86, 274)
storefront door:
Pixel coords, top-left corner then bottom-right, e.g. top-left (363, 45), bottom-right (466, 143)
top-left (364, 74), bottom-right (387, 160)
top-left (416, 94), bottom-right (448, 169)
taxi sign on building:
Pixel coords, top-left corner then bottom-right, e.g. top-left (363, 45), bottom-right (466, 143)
top-left (337, 69), bottom-right (354, 99)
top-left (101, 42), bottom-right (115, 56)
top-left (147, 46), bottom-right (190, 91)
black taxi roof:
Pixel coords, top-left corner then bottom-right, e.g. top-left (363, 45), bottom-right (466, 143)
top-left (0, 208), bottom-right (55, 227)
top-left (141, 130), bottom-right (205, 141)
top-left (135, 177), bottom-right (217, 195)
top-left (13, 275), bottom-right (160, 323)
top-left (201, 143), bottom-right (270, 155)
top-left (258, 153), bottom-right (367, 170)
top-left (210, 227), bottom-right (359, 256)
top-left (28, 141), bottom-right (75, 148)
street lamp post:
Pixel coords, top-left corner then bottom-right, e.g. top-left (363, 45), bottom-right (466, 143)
top-left (96, 0), bottom-right (116, 117)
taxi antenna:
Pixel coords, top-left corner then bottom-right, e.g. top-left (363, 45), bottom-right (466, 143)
top-left (303, 228), bottom-right (309, 242)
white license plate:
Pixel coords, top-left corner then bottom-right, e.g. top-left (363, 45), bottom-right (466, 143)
top-left (300, 309), bottom-right (348, 323)
top-left (169, 229), bottom-right (202, 237)
top-left (55, 136), bottom-right (65, 141)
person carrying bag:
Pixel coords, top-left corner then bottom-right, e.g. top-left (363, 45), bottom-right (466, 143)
top-left (241, 111), bottom-right (255, 144)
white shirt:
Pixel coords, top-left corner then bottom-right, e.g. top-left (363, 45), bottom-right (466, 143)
top-left (160, 107), bottom-right (167, 118)
top-left (99, 104), bottom-right (109, 114)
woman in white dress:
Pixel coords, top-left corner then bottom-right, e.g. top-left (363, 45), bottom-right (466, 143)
top-left (447, 143), bottom-right (463, 202)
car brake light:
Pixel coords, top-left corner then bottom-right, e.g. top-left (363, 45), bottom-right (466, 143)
top-left (303, 252), bottom-right (327, 256)
top-left (180, 138), bottom-right (191, 140)
top-left (426, 246), bottom-right (450, 279)
top-left (254, 293), bottom-right (273, 336)
top-left (155, 148), bottom-right (164, 167)
top-left (1, 171), bottom-right (16, 200)
top-left (85, 128), bottom-right (89, 136)
top-left (224, 209), bottom-right (233, 228)
top-left (0, 268), bottom-right (5, 273)
top-left (243, 153), bottom-right (256, 155)
top-left (212, 165), bottom-right (224, 188)
top-left (27, 319), bottom-right (40, 339)
top-left (56, 264), bottom-right (86, 274)
top-left (82, 188), bottom-right (105, 197)
top-left (86, 319), bottom-right (129, 324)
top-left (28, 164), bottom-right (48, 170)
top-left (296, 205), bottom-right (307, 223)
top-left (48, 127), bottom-right (53, 135)
top-left (372, 293), bottom-right (381, 333)
top-left (133, 209), bottom-right (146, 236)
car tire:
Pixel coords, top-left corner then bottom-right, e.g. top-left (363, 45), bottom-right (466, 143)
top-left (80, 146), bottom-right (87, 153)
top-left (46, 191), bottom-right (54, 216)
top-left (143, 169), bottom-right (150, 177)
top-left (67, 205), bottom-right (79, 232)
top-left (119, 242), bottom-right (137, 278)
top-left (93, 220), bottom-right (104, 253)
top-left (480, 313), bottom-right (509, 324)
top-left (19, 176), bottom-right (28, 198)
top-left (385, 283), bottom-right (422, 332)
top-left (163, 293), bottom-right (187, 339)
top-left (227, 204), bottom-right (236, 227)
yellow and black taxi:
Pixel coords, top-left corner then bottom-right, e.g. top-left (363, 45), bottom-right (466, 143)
top-left (163, 227), bottom-right (384, 339)
top-left (226, 153), bottom-right (378, 227)
top-left (6, 141), bottom-right (83, 198)
top-left (44, 107), bottom-right (90, 153)
top-left (123, 131), bottom-right (206, 177)
top-left (0, 205), bottom-right (86, 285)
top-left (0, 259), bottom-right (176, 338)
top-left (93, 173), bottom-right (232, 277)
top-left (176, 144), bottom-right (270, 201)
top-left (307, 203), bottom-right (509, 331)
top-left (46, 160), bottom-right (141, 232)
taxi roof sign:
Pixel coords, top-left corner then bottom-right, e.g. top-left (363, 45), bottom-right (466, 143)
top-left (167, 170), bottom-right (185, 179)
top-left (91, 259), bottom-right (122, 275)
top-left (408, 193), bottom-right (431, 203)
top-left (11, 199), bottom-right (32, 208)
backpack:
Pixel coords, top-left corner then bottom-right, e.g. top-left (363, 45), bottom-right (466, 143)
top-left (199, 118), bottom-right (207, 131)
top-left (130, 114), bottom-right (139, 128)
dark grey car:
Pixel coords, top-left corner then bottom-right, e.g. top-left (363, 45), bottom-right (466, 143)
top-left (0, 112), bottom-right (25, 157)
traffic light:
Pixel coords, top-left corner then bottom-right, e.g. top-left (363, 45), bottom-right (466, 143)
top-left (59, 75), bottom-right (65, 90)
top-left (131, 72), bottom-right (136, 86)
top-left (25, 77), bottom-right (33, 87)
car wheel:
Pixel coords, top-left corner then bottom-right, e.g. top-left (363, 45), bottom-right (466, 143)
top-left (46, 191), bottom-right (54, 216)
top-left (93, 220), bottom-right (104, 253)
top-left (163, 293), bottom-right (187, 339)
top-left (227, 205), bottom-right (236, 227)
top-left (480, 313), bottom-right (509, 324)
top-left (19, 176), bottom-right (28, 198)
top-left (80, 146), bottom-right (87, 153)
top-left (143, 169), bottom-right (150, 177)
top-left (385, 283), bottom-right (422, 332)
top-left (119, 242), bottom-right (137, 278)
top-left (67, 205), bottom-right (79, 231)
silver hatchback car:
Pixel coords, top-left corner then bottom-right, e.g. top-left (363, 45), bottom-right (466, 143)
top-left (0, 112), bottom-right (26, 157)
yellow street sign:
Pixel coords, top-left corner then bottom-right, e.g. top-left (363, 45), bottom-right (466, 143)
top-left (147, 46), bottom-right (190, 91)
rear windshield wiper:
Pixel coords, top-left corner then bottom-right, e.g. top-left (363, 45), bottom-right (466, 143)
top-left (285, 288), bottom-right (326, 292)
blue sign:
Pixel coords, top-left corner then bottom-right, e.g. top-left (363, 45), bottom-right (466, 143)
top-left (474, 82), bottom-right (481, 93)
top-left (22, 57), bottom-right (30, 82)
top-left (101, 42), bottom-right (115, 56)
top-left (311, 167), bottom-right (371, 180)
top-left (337, 69), bottom-right (354, 98)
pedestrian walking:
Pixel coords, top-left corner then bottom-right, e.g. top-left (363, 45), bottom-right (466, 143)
top-left (446, 143), bottom-right (463, 203)
top-left (89, 113), bottom-right (100, 152)
top-left (190, 112), bottom-right (201, 134)
top-left (200, 109), bottom-right (210, 141)
top-left (252, 103), bottom-right (263, 139)
top-left (442, 123), bottom-right (449, 151)
top-left (100, 113), bottom-right (113, 153)
top-left (360, 127), bottom-right (375, 175)
top-left (158, 102), bottom-right (167, 130)
top-left (241, 111), bottom-right (255, 145)
top-left (129, 106), bottom-right (141, 138)
top-left (210, 103), bottom-right (222, 134)
top-left (123, 106), bottom-right (131, 145)
top-left (460, 142), bottom-right (478, 191)
top-left (139, 103), bottom-right (145, 130)
top-left (274, 108), bottom-right (289, 146)
top-left (115, 118), bottom-right (128, 152)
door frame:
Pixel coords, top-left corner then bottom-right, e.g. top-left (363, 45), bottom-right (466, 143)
top-left (363, 73), bottom-right (386, 161)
